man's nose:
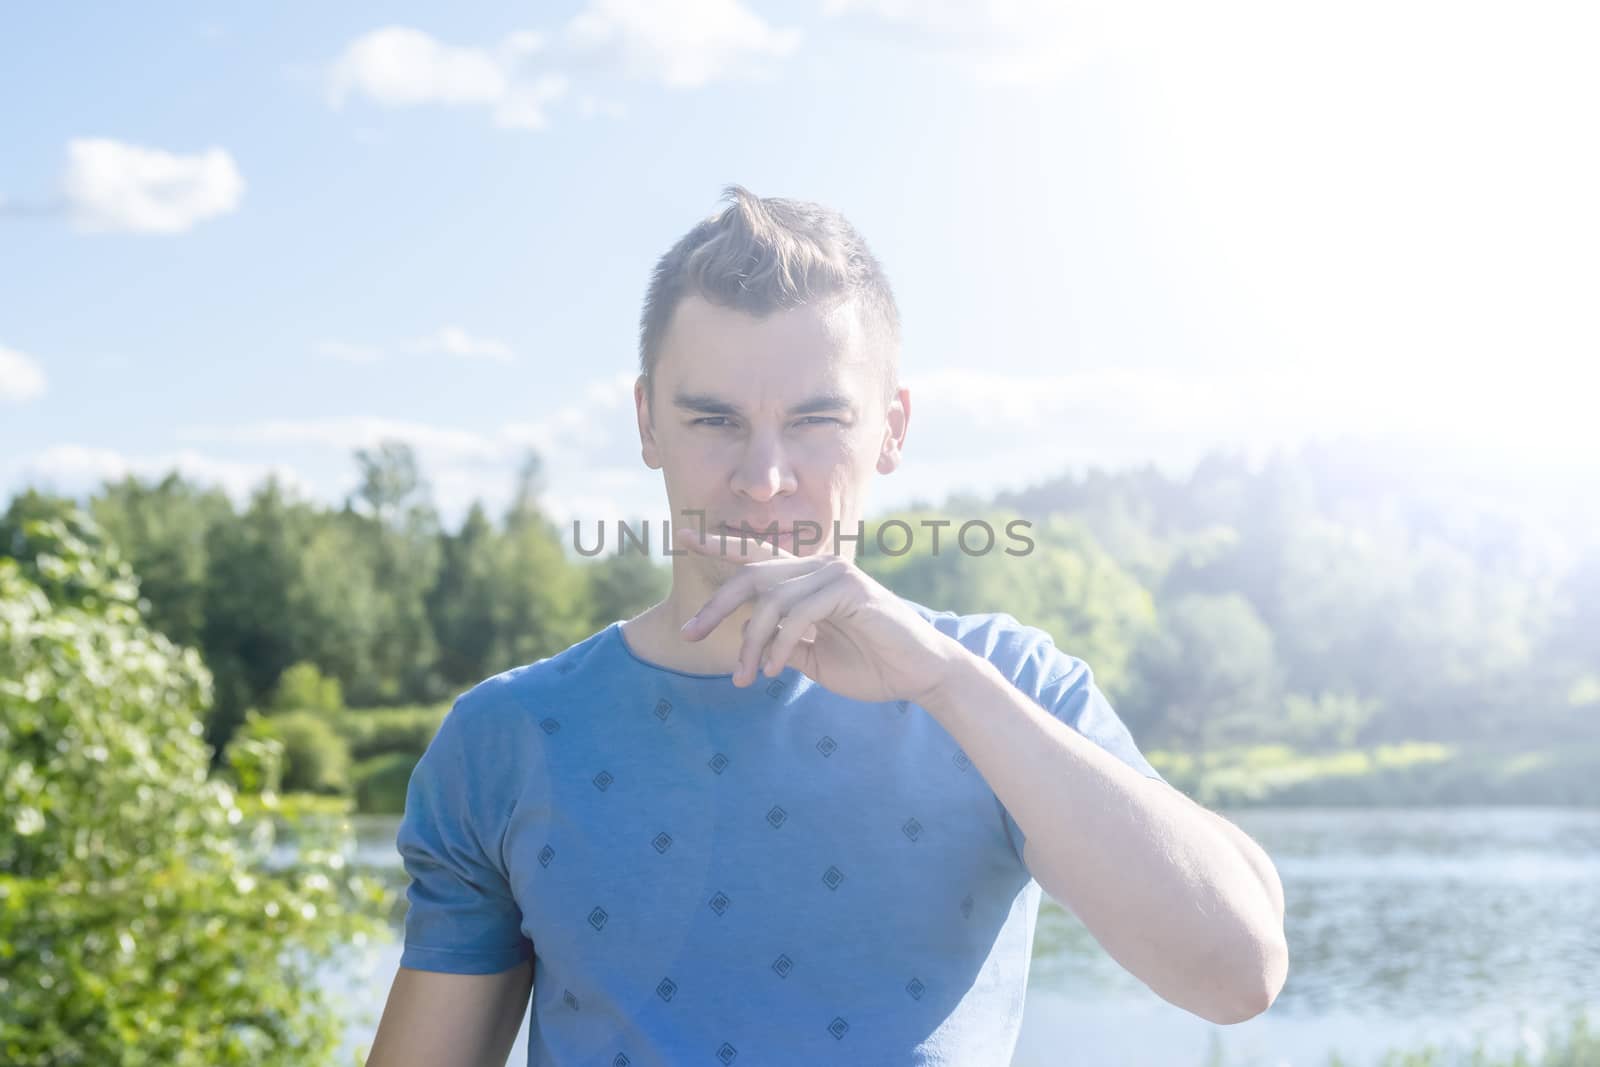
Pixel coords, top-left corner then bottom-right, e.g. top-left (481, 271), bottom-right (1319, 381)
top-left (731, 433), bottom-right (798, 501)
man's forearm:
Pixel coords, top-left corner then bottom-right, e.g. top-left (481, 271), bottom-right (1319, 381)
top-left (918, 642), bottom-right (1288, 1025)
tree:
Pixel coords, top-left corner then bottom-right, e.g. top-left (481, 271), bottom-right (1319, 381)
top-left (426, 501), bottom-right (500, 686)
top-left (1124, 592), bottom-right (1283, 765)
top-left (200, 477), bottom-right (319, 758)
top-left (582, 541), bottom-right (671, 631)
top-left (0, 489), bottom-right (81, 562)
top-left (268, 661), bottom-right (345, 715)
top-left (859, 510), bottom-right (1154, 696)
top-left (0, 511), bottom-right (391, 1065)
top-left (349, 440), bottom-right (426, 528)
top-left (90, 472), bottom-right (235, 650)
top-left (286, 511), bottom-right (384, 703)
top-left (342, 442), bottom-right (441, 704)
top-left (487, 461), bottom-right (590, 672)
top-left (426, 454), bottom-right (593, 688)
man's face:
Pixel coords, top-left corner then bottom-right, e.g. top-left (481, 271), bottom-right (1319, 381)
top-left (635, 293), bottom-right (908, 561)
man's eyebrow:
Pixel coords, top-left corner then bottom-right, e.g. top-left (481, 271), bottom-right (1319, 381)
top-left (672, 391), bottom-right (856, 416)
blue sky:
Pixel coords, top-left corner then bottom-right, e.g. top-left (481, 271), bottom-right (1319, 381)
top-left (3, 1), bottom-right (1595, 530)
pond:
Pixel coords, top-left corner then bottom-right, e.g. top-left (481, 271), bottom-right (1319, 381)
top-left (320, 806), bottom-right (1600, 1066)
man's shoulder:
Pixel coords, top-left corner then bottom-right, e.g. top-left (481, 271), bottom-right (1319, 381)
top-left (898, 595), bottom-right (1079, 687)
top-left (446, 624), bottom-right (619, 728)
top-left (900, 595), bottom-right (1042, 653)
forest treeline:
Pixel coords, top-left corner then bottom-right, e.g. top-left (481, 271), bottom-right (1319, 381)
top-left (3, 436), bottom-right (1596, 804)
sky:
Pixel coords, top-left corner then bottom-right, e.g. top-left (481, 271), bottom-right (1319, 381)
top-left (3, 0), bottom-right (1596, 532)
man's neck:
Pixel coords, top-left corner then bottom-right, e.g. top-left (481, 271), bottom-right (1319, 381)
top-left (622, 576), bottom-right (756, 677)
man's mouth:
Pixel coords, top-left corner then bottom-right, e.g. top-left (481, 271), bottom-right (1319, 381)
top-left (716, 524), bottom-right (795, 545)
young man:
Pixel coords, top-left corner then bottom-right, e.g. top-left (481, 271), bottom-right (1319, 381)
top-left (368, 186), bottom-right (1287, 1066)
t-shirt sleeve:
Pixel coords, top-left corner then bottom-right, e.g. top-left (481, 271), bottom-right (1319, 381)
top-left (395, 697), bottom-right (536, 974)
top-left (988, 619), bottom-right (1167, 865)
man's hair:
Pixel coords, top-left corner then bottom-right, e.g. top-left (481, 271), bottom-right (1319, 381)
top-left (638, 184), bottom-right (901, 406)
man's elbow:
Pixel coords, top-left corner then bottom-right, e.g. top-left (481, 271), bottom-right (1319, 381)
top-left (1199, 930), bottom-right (1289, 1025)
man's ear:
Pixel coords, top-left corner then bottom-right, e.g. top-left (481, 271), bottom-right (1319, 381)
top-left (636, 374), bottom-right (662, 470)
top-left (876, 385), bottom-right (910, 475)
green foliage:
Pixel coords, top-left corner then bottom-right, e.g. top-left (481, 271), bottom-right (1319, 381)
top-left (1281, 689), bottom-right (1382, 750)
top-left (1144, 740), bottom-right (1600, 807)
top-left (332, 705), bottom-right (448, 762)
top-left (859, 510), bottom-right (1154, 695)
top-left (1123, 592), bottom-right (1281, 761)
top-left (583, 532), bottom-right (672, 628)
top-left (426, 501), bottom-right (499, 685)
top-left (236, 791), bottom-right (354, 822)
top-left (1324, 1007), bottom-right (1598, 1067)
top-left (351, 752), bottom-right (418, 815)
top-left (343, 441), bottom-right (443, 706)
top-left (228, 710), bottom-right (352, 796)
top-left (199, 477), bottom-right (323, 760)
top-left (426, 494), bottom-right (589, 689)
top-left (349, 440), bottom-right (427, 526)
top-left (269, 661), bottom-right (345, 715)
top-left (1206, 1008), bottom-right (1600, 1066)
top-left (0, 489), bottom-right (82, 562)
top-left (224, 730), bottom-right (286, 794)
top-left (9, 434), bottom-right (1597, 806)
top-left (0, 513), bottom-right (393, 1066)
top-left (1, 494), bottom-right (135, 610)
top-left (89, 473), bottom-right (234, 651)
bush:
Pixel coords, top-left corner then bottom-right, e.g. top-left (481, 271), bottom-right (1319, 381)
top-left (0, 513), bottom-right (393, 1066)
top-left (333, 705), bottom-right (448, 762)
top-left (352, 752), bottom-right (418, 815)
top-left (229, 709), bottom-right (352, 796)
top-left (268, 661), bottom-right (344, 715)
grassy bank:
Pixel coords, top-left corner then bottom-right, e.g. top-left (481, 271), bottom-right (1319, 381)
top-left (1202, 1008), bottom-right (1600, 1067)
top-left (1343, 1009), bottom-right (1599, 1067)
top-left (232, 701), bottom-right (1600, 815)
top-left (1146, 740), bottom-right (1600, 808)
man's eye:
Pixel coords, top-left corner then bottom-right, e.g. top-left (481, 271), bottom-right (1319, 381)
top-left (691, 415), bottom-right (839, 428)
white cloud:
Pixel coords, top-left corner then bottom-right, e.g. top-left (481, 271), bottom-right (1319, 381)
top-left (502, 409), bottom-right (610, 455)
top-left (543, 490), bottom-right (634, 527)
top-left (403, 325), bottom-right (516, 363)
top-left (317, 327), bottom-right (520, 365)
top-left (585, 371), bottom-right (637, 410)
top-left (576, 94), bottom-right (628, 119)
top-left (820, 0), bottom-right (1111, 85)
top-left (177, 392), bottom-right (626, 470)
top-left (493, 76), bottom-right (572, 130)
top-left (163, 373), bottom-right (661, 527)
top-left (10, 445), bottom-right (313, 505)
top-left (323, 6), bottom-right (796, 134)
top-left (0, 344), bottom-right (47, 403)
top-left (176, 416), bottom-right (506, 463)
top-left (900, 363), bottom-right (1600, 491)
top-left (905, 367), bottom-right (1238, 438)
top-left (327, 26), bottom-right (570, 131)
top-left (61, 138), bottom-right (245, 234)
top-left (565, 0), bottom-right (802, 88)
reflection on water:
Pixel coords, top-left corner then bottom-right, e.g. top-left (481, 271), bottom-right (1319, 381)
top-left (322, 807), bottom-right (1600, 1066)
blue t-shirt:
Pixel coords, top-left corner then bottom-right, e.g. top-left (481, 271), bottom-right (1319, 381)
top-left (396, 596), bottom-right (1165, 1066)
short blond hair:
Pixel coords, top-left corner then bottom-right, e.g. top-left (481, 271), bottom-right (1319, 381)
top-left (638, 184), bottom-right (901, 403)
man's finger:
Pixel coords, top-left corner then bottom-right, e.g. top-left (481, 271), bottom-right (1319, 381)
top-left (734, 570), bottom-right (843, 684)
top-left (681, 555), bottom-right (832, 640)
